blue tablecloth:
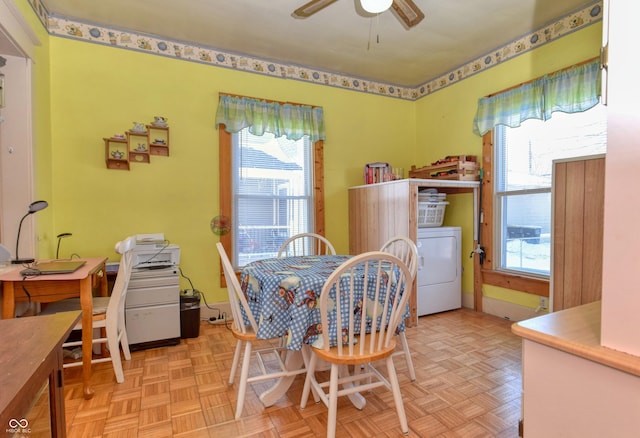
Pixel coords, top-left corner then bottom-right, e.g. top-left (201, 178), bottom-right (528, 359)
top-left (240, 255), bottom-right (407, 350)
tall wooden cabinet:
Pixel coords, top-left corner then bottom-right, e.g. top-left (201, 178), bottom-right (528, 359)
top-left (348, 178), bottom-right (479, 325)
top-left (552, 154), bottom-right (605, 311)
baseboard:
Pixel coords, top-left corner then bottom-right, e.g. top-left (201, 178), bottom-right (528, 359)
top-left (462, 291), bottom-right (474, 309)
top-left (482, 296), bottom-right (548, 322)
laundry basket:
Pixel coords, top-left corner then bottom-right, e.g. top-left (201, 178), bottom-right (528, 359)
top-left (418, 201), bottom-right (449, 227)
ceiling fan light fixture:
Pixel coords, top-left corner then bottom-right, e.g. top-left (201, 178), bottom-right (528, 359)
top-left (361, 0), bottom-right (393, 14)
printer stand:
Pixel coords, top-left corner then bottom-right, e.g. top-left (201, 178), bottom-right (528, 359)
top-left (125, 266), bottom-right (181, 351)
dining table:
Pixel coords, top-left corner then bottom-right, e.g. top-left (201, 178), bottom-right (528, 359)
top-left (239, 254), bottom-right (408, 407)
top-left (241, 254), bottom-right (350, 349)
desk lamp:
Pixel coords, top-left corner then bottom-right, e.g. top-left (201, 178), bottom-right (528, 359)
top-left (12, 200), bottom-right (48, 264)
top-left (56, 232), bottom-right (72, 259)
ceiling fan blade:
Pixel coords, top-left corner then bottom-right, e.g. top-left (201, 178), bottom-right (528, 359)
top-left (292, 0), bottom-right (339, 18)
top-left (391, 0), bottom-right (425, 28)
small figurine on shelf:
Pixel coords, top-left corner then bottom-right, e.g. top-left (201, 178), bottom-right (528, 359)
top-left (135, 143), bottom-right (147, 152)
top-left (152, 116), bottom-right (168, 127)
top-left (111, 150), bottom-right (124, 159)
top-left (131, 122), bottom-right (146, 133)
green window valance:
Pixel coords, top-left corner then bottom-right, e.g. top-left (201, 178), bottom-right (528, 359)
top-left (215, 95), bottom-right (326, 142)
top-left (473, 60), bottom-right (601, 136)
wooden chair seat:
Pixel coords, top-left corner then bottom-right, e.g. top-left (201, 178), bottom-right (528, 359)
top-left (312, 335), bottom-right (397, 365)
top-left (230, 324), bottom-right (258, 342)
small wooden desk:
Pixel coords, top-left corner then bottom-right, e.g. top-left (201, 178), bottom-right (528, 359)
top-left (0, 258), bottom-right (108, 399)
top-left (0, 310), bottom-right (81, 438)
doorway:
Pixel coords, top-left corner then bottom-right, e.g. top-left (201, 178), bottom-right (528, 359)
top-left (0, 0), bottom-right (39, 260)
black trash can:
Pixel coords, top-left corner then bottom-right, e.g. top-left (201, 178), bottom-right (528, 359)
top-left (180, 294), bottom-right (201, 339)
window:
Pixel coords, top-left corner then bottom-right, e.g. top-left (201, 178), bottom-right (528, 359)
top-left (218, 126), bottom-right (324, 272)
top-left (492, 105), bottom-right (607, 277)
top-left (232, 129), bottom-right (313, 266)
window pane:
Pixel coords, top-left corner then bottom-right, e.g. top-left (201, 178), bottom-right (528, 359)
top-left (232, 130), bottom-right (313, 267)
top-left (500, 192), bottom-right (551, 275)
top-left (494, 104), bottom-right (607, 277)
top-left (497, 105), bottom-right (607, 192)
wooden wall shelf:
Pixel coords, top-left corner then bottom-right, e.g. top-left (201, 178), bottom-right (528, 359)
top-left (127, 131), bottom-right (150, 164)
top-left (409, 156), bottom-right (479, 181)
top-left (104, 137), bottom-right (130, 170)
top-left (147, 125), bottom-right (170, 156)
top-left (103, 124), bottom-right (170, 169)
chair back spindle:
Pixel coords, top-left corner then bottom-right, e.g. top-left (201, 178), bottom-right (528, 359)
top-left (380, 236), bottom-right (418, 280)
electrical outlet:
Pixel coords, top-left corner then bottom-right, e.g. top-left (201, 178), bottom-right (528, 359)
top-left (539, 296), bottom-right (549, 310)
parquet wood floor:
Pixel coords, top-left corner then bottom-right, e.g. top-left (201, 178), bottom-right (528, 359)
top-left (63, 308), bottom-right (522, 437)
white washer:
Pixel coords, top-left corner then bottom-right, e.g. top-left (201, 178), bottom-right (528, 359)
top-left (416, 226), bottom-right (462, 316)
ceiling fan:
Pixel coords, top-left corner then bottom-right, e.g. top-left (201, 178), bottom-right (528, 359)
top-left (293, 0), bottom-right (425, 29)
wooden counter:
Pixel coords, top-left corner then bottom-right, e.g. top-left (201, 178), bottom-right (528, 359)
top-left (511, 301), bottom-right (640, 437)
top-left (512, 300), bottom-right (640, 377)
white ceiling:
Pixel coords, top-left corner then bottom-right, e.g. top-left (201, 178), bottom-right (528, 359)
top-left (39, 0), bottom-right (597, 86)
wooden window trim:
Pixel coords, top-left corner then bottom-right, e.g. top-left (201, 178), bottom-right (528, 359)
top-left (480, 130), bottom-right (549, 299)
top-left (218, 124), bottom-right (325, 285)
top-left (475, 60), bottom-right (601, 302)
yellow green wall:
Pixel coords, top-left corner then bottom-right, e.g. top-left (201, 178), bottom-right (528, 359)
top-left (415, 23), bottom-right (603, 306)
top-left (45, 37), bottom-right (415, 302)
top-left (21, 2), bottom-right (602, 307)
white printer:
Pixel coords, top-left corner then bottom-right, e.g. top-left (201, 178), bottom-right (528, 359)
top-left (125, 234), bottom-right (181, 350)
top-left (131, 238), bottom-right (180, 269)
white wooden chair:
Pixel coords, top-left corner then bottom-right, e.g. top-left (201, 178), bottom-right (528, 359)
top-left (216, 242), bottom-right (306, 419)
top-left (277, 232), bottom-right (336, 257)
top-left (40, 236), bottom-right (135, 383)
top-left (380, 235), bottom-right (418, 381)
top-left (300, 251), bottom-right (412, 438)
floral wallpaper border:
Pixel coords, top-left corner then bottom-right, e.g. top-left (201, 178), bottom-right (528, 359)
top-left (29, 0), bottom-right (602, 101)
